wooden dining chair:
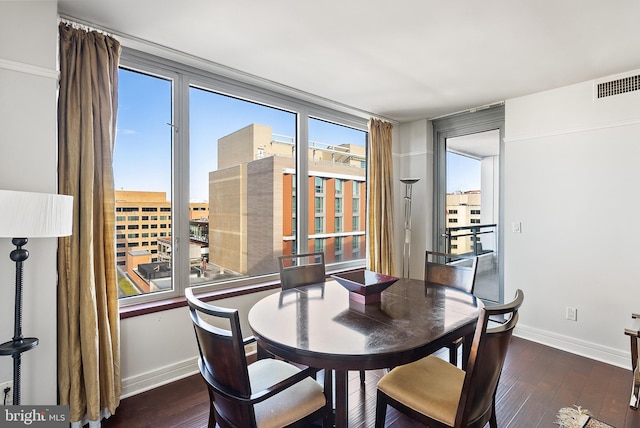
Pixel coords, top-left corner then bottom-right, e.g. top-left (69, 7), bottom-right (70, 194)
top-left (375, 289), bottom-right (524, 428)
top-left (625, 312), bottom-right (640, 409)
top-left (185, 288), bottom-right (331, 428)
top-left (278, 252), bottom-right (326, 290)
top-left (425, 250), bottom-right (479, 368)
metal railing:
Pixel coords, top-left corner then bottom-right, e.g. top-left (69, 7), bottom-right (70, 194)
top-left (445, 223), bottom-right (497, 256)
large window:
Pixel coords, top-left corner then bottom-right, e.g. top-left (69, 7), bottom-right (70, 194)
top-left (116, 49), bottom-right (368, 304)
top-left (114, 68), bottom-right (173, 298)
top-left (189, 88), bottom-right (296, 283)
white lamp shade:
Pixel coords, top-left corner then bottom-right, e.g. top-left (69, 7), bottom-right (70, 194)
top-left (0, 190), bottom-right (73, 238)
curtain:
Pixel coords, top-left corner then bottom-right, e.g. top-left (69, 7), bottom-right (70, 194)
top-left (57, 23), bottom-right (121, 427)
top-left (367, 119), bottom-right (395, 276)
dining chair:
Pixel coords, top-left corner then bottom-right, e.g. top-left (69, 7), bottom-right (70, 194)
top-left (278, 252), bottom-right (367, 383)
top-left (278, 252), bottom-right (326, 289)
top-left (625, 312), bottom-right (640, 409)
top-left (185, 288), bottom-right (331, 428)
top-left (425, 250), bottom-right (479, 368)
top-left (375, 289), bottom-right (524, 428)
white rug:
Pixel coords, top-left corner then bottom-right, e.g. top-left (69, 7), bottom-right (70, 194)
top-left (556, 406), bottom-right (614, 428)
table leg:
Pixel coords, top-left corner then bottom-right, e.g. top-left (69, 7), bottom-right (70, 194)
top-left (334, 369), bottom-right (348, 428)
top-left (462, 332), bottom-right (473, 371)
top-left (323, 369), bottom-right (334, 423)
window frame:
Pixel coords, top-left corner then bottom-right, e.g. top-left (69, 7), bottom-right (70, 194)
top-left (118, 47), bottom-right (369, 307)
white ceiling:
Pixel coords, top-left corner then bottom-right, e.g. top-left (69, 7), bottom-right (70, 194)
top-left (57, 0), bottom-right (640, 123)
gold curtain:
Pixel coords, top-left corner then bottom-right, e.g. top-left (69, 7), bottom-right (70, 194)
top-left (57, 23), bottom-right (121, 425)
top-left (367, 119), bottom-right (395, 275)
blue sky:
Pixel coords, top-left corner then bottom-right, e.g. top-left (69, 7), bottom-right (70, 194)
top-left (114, 69), bottom-right (367, 202)
top-left (447, 152), bottom-right (481, 193)
top-left (114, 68), bottom-right (478, 200)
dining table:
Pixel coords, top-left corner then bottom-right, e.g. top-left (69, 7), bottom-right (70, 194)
top-left (247, 276), bottom-right (484, 428)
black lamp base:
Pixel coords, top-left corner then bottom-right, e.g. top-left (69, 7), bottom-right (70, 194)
top-left (1, 237), bottom-right (37, 406)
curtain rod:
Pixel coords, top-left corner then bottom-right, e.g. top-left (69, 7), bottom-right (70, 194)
top-left (57, 14), bottom-right (397, 125)
top-left (429, 101), bottom-right (505, 121)
top-left (58, 16), bottom-right (114, 38)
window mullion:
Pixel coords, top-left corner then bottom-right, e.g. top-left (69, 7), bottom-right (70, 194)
top-left (173, 73), bottom-right (190, 295)
top-left (297, 111), bottom-right (310, 254)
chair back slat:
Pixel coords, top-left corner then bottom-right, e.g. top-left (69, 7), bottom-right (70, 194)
top-left (186, 289), bottom-right (255, 427)
top-left (456, 289), bottom-right (524, 428)
top-left (425, 251), bottom-right (478, 293)
top-left (278, 252), bottom-right (326, 289)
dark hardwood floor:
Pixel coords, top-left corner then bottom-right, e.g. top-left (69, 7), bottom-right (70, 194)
top-left (103, 337), bottom-right (640, 427)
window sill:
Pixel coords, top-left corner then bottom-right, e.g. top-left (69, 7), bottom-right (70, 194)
top-left (119, 265), bottom-right (364, 319)
top-left (119, 281), bottom-right (281, 319)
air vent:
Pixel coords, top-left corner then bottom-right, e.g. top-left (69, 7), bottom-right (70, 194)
top-left (596, 74), bottom-right (640, 98)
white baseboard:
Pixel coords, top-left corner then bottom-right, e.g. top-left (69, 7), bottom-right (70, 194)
top-left (120, 357), bottom-right (199, 399)
top-left (120, 328), bottom-right (631, 400)
top-left (515, 324), bottom-right (631, 370)
top-left (120, 343), bottom-right (258, 399)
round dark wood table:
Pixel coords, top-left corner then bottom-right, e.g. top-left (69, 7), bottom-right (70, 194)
top-left (248, 277), bottom-right (483, 428)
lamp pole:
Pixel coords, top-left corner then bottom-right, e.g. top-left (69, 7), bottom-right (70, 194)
top-left (0, 238), bottom-right (39, 405)
top-left (400, 178), bottom-right (419, 278)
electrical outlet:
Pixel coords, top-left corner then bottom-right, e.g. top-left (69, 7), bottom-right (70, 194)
top-left (566, 307), bottom-right (578, 321)
top-left (1, 380), bottom-right (12, 406)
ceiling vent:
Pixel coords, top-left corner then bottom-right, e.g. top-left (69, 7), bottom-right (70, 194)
top-left (596, 74), bottom-right (640, 98)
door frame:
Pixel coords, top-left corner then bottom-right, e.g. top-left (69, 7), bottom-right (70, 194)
top-left (432, 104), bottom-right (505, 303)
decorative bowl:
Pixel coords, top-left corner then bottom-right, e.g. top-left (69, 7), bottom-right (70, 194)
top-left (332, 270), bottom-right (399, 304)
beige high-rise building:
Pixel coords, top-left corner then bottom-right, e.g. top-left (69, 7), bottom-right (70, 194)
top-left (446, 190), bottom-right (482, 254)
top-left (209, 124), bottom-right (366, 277)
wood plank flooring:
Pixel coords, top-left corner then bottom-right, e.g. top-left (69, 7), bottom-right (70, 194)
top-left (103, 337), bottom-right (640, 427)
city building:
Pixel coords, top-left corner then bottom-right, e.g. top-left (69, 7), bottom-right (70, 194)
top-left (114, 190), bottom-right (210, 295)
top-left (209, 124), bottom-right (366, 277)
top-left (446, 190), bottom-right (481, 254)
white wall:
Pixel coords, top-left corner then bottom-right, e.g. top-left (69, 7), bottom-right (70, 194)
top-left (504, 70), bottom-right (640, 368)
top-left (398, 70), bottom-right (640, 369)
top-left (396, 119), bottom-right (432, 279)
top-left (119, 288), bottom-right (278, 397)
top-left (0, 1), bottom-right (60, 404)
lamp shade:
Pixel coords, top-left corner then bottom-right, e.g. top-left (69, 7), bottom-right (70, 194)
top-left (0, 190), bottom-right (73, 238)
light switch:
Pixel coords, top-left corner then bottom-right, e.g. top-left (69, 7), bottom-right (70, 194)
top-left (512, 222), bottom-right (521, 233)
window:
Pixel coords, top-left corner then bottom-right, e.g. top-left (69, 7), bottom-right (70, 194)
top-left (334, 237), bottom-right (343, 262)
top-left (189, 87), bottom-right (297, 284)
top-left (116, 48), bottom-right (368, 305)
top-left (308, 118), bottom-right (366, 264)
top-left (471, 209), bottom-right (481, 215)
top-left (113, 67), bottom-right (173, 300)
top-left (335, 179), bottom-right (343, 195)
top-left (470, 219), bottom-right (481, 224)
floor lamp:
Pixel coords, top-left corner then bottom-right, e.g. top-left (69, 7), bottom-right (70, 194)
top-left (400, 178), bottom-right (419, 278)
top-left (0, 190), bottom-right (73, 405)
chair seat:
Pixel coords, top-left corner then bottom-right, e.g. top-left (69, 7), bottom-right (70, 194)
top-left (377, 355), bottom-right (464, 426)
top-left (249, 359), bottom-right (326, 428)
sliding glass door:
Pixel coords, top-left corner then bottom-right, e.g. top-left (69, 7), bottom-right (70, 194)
top-left (433, 106), bottom-right (504, 304)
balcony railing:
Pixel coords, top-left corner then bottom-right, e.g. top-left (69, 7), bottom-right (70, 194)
top-left (445, 223), bottom-right (497, 256)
